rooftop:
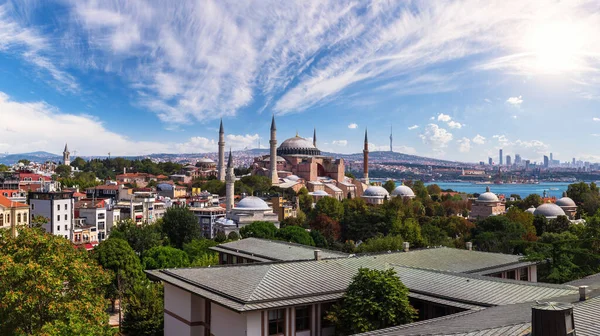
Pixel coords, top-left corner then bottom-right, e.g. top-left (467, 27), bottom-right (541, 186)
top-left (210, 237), bottom-right (348, 261)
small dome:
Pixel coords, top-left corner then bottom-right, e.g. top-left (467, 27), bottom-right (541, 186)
top-left (285, 175), bottom-right (300, 181)
top-left (197, 158), bottom-right (215, 164)
top-left (477, 187), bottom-right (500, 203)
top-left (525, 206), bottom-right (536, 214)
top-left (556, 196), bottom-right (576, 208)
top-left (534, 203), bottom-right (566, 218)
top-left (235, 196), bottom-right (270, 210)
top-left (157, 183), bottom-right (174, 191)
top-left (362, 186), bottom-right (390, 198)
top-left (391, 184), bottom-right (415, 198)
top-left (311, 190), bottom-right (329, 196)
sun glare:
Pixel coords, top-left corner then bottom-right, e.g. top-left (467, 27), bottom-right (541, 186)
top-left (523, 22), bottom-right (586, 74)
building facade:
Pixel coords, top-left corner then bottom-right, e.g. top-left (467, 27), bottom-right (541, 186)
top-left (29, 190), bottom-right (75, 240)
top-left (0, 195), bottom-right (30, 237)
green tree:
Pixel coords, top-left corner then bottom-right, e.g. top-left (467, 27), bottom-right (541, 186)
top-left (227, 231), bottom-right (240, 241)
top-left (412, 180), bottom-right (429, 200)
top-left (239, 221), bottom-right (278, 239)
top-left (142, 246), bottom-right (190, 270)
top-left (0, 228), bottom-right (114, 335)
top-left (54, 164), bottom-right (72, 179)
top-left (326, 268), bottom-right (416, 334)
top-left (214, 231), bottom-right (227, 243)
top-left (17, 159), bottom-right (30, 165)
top-left (383, 180), bottom-right (396, 193)
top-left (426, 184), bottom-right (442, 196)
top-left (523, 194), bottom-right (543, 209)
top-left (162, 207), bottom-right (201, 249)
top-left (92, 238), bottom-right (145, 312)
top-left (526, 232), bottom-right (582, 283)
top-left (310, 230), bottom-right (328, 248)
top-left (281, 212), bottom-right (307, 228)
top-left (345, 172), bottom-right (356, 179)
top-left (547, 216), bottom-right (571, 234)
top-left (0, 164), bottom-right (9, 172)
top-left (314, 197), bottom-right (344, 222)
top-left (276, 226), bottom-right (315, 246)
top-left (239, 175), bottom-right (272, 194)
top-left (356, 234), bottom-right (405, 253)
top-left (183, 239), bottom-right (219, 266)
top-left (70, 157), bottom-right (87, 169)
top-left (533, 215), bottom-right (549, 236)
top-left (298, 191), bottom-right (314, 215)
top-left (110, 219), bottom-right (164, 256)
top-left (473, 216), bottom-right (526, 254)
top-left (122, 282), bottom-right (164, 336)
top-left (505, 207), bottom-right (536, 240)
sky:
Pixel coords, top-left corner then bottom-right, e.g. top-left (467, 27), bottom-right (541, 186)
top-left (1, 0), bottom-right (600, 163)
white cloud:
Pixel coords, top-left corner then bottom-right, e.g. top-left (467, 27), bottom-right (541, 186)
top-left (593, 117), bottom-right (600, 122)
top-left (0, 92), bottom-right (252, 155)
top-left (419, 124), bottom-right (453, 150)
top-left (332, 140), bottom-right (348, 146)
top-left (393, 145), bottom-right (417, 154)
top-left (457, 137), bottom-right (471, 153)
top-left (348, 123), bottom-right (358, 129)
top-left (447, 120), bottom-right (463, 129)
top-left (493, 134), bottom-right (510, 146)
top-left (506, 95), bottom-right (523, 106)
top-left (408, 125), bottom-right (419, 130)
top-left (472, 134), bottom-right (486, 145)
top-left (484, 98), bottom-right (492, 103)
top-left (592, 134), bottom-right (600, 137)
top-left (437, 113), bottom-right (452, 122)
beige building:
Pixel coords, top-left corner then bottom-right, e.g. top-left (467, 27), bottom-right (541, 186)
top-left (0, 194), bottom-right (30, 237)
top-left (469, 187), bottom-right (506, 220)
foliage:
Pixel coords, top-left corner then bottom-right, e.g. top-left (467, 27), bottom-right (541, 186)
top-left (356, 234), bottom-right (405, 253)
top-left (276, 226), bottom-right (315, 246)
top-left (122, 282), bottom-right (164, 336)
top-left (505, 207), bottom-right (536, 240)
top-left (162, 207), bottom-right (202, 249)
top-left (142, 246), bottom-right (190, 270)
top-left (383, 180), bottom-right (396, 193)
top-left (239, 221), bottom-right (278, 239)
top-left (0, 163), bottom-right (10, 172)
top-left (522, 194), bottom-right (543, 209)
top-left (426, 184), bottom-right (442, 195)
top-left (78, 157), bottom-right (183, 180)
top-left (183, 238), bottom-right (219, 267)
top-left (299, 192), bottom-right (314, 215)
top-left (214, 231), bottom-right (228, 243)
top-left (92, 238), bottom-right (146, 309)
top-left (473, 216), bottom-right (526, 254)
top-left (60, 171), bottom-right (100, 189)
top-left (310, 230), bottom-right (328, 248)
top-left (110, 219), bottom-right (164, 255)
top-left (54, 164), bottom-right (72, 179)
top-left (547, 216), bottom-right (571, 234)
top-left (345, 171), bottom-right (356, 179)
top-left (193, 179), bottom-right (226, 195)
top-left (281, 212), bottom-right (307, 228)
top-left (227, 231), bottom-right (240, 240)
top-left (18, 159), bottom-right (30, 165)
top-left (314, 197), bottom-right (344, 222)
top-left (30, 215), bottom-right (49, 228)
top-left (309, 214), bottom-right (342, 243)
top-left (70, 157), bottom-right (87, 169)
top-left (0, 228), bottom-right (114, 335)
top-left (326, 268), bottom-right (417, 334)
top-left (533, 215), bottom-right (548, 236)
top-left (412, 180), bottom-right (429, 200)
top-left (239, 175), bottom-right (273, 195)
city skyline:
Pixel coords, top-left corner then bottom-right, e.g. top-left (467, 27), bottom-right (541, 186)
top-left (1, 1), bottom-right (600, 163)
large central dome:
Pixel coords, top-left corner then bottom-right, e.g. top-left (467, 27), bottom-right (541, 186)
top-left (277, 135), bottom-right (321, 156)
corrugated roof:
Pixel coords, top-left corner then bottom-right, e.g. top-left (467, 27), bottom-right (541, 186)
top-left (211, 237), bottom-right (348, 261)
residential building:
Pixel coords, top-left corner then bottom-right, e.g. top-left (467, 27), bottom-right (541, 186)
top-left (29, 190), bottom-right (75, 240)
top-left (157, 183), bottom-right (188, 199)
top-left (86, 183), bottom-right (131, 201)
top-left (115, 191), bottom-right (163, 224)
top-left (0, 194), bottom-right (30, 237)
top-left (76, 201), bottom-right (108, 241)
top-left (0, 189), bottom-right (27, 203)
top-left (189, 206), bottom-right (227, 239)
top-left (115, 172), bottom-right (155, 188)
top-left (271, 196), bottom-right (297, 222)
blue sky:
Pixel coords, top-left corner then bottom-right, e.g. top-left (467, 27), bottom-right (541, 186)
top-left (1, 0), bottom-right (599, 163)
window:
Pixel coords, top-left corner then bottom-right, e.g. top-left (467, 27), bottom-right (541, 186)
top-left (57, 215), bottom-right (60, 222)
top-left (296, 306), bottom-right (311, 331)
top-left (64, 214), bottom-right (68, 221)
top-left (57, 226), bottom-right (60, 231)
top-left (520, 268), bottom-right (529, 281)
top-left (57, 204), bottom-right (61, 211)
top-left (6, 214), bottom-right (9, 223)
top-left (231, 256), bottom-right (237, 264)
top-left (268, 309), bottom-right (285, 335)
top-left (64, 225), bottom-right (68, 231)
top-left (0, 214), bottom-right (4, 226)
top-left (31, 203), bottom-right (35, 210)
top-left (17, 213), bottom-right (21, 223)
top-left (98, 213), bottom-right (105, 220)
top-left (506, 270), bottom-right (516, 280)
top-left (221, 253), bottom-right (228, 264)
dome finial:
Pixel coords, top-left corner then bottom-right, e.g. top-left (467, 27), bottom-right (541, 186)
top-left (296, 130), bottom-right (299, 137)
top-left (562, 191), bottom-right (567, 197)
top-left (485, 186), bottom-right (490, 192)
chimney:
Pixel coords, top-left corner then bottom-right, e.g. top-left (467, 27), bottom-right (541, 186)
top-left (579, 286), bottom-right (588, 301)
top-left (466, 242), bottom-right (473, 251)
top-left (123, 167), bottom-right (126, 174)
top-left (314, 250), bottom-right (322, 261)
top-left (402, 242), bottom-right (410, 252)
top-left (531, 302), bottom-right (575, 336)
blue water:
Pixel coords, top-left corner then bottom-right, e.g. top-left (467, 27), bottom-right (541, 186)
top-left (421, 182), bottom-right (571, 199)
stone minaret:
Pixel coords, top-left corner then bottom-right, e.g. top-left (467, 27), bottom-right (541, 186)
top-left (313, 128), bottom-right (317, 147)
top-left (63, 143), bottom-right (70, 166)
top-left (225, 149), bottom-right (235, 212)
top-left (269, 115), bottom-right (279, 185)
top-left (363, 129), bottom-right (369, 185)
top-left (217, 119), bottom-right (226, 181)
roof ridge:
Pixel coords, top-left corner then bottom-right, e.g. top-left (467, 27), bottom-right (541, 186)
top-left (239, 237), bottom-right (349, 256)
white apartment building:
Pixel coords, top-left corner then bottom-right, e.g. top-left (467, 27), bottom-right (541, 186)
top-left (29, 190), bottom-right (75, 240)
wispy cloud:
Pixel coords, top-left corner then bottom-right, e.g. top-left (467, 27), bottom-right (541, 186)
top-left (472, 134), bottom-right (486, 145)
top-left (457, 137), bottom-right (471, 153)
top-left (408, 125), bottom-right (419, 130)
top-left (332, 140), bottom-right (348, 146)
top-left (348, 123), bottom-right (358, 129)
top-left (593, 117), bottom-right (600, 122)
top-left (506, 95), bottom-right (523, 106)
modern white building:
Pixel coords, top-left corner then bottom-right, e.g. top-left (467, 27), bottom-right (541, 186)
top-left (29, 190), bottom-right (75, 240)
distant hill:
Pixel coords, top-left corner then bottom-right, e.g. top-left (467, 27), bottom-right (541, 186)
top-left (0, 151), bottom-right (62, 165)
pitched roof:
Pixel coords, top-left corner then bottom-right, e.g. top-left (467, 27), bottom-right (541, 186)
top-left (0, 195), bottom-right (28, 208)
top-left (210, 237), bottom-right (348, 261)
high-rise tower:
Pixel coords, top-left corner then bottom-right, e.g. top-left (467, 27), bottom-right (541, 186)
top-left (363, 129), bottom-right (369, 185)
top-left (217, 119), bottom-right (226, 181)
top-left (269, 115), bottom-right (279, 185)
top-left (225, 149), bottom-right (235, 212)
top-left (499, 149), bottom-right (503, 166)
top-left (63, 143), bottom-right (70, 166)
top-left (390, 125), bottom-right (393, 152)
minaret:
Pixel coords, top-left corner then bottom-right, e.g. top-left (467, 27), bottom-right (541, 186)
top-left (313, 128), bottom-right (317, 147)
top-left (63, 143), bottom-right (70, 166)
top-left (225, 149), bottom-right (235, 212)
top-left (217, 119), bottom-right (226, 181)
top-left (269, 115), bottom-right (279, 185)
top-left (389, 125), bottom-right (393, 152)
top-left (363, 129), bottom-right (369, 185)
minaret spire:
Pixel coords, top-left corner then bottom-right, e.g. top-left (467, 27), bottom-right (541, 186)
top-left (313, 128), bottom-right (317, 147)
top-left (390, 125), bottom-right (393, 152)
top-left (269, 115), bottom-right (279, 185)
top-left (363, 129), bottom-right (369, 185)
top-left (217, 118), bottom-right (226, 181)
top-left (225, 148), bottom-right (235, 213)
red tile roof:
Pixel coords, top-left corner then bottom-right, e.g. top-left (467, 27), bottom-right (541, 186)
top-left (0, 195), bottom-right (29, 208)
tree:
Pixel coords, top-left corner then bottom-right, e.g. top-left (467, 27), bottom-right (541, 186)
top-left (473, 216), bottom-right (526, 254)
top-left (276, 226), bottom-right (315, 246)
top-left (281, 212), bottom-right (307, 228)
top-left (110, 219), bottom-right (164, 256)
top-left (227, 231), bottom-right (240, 241)
top-left (183, 239), bottom-right (219, 266)
top-left (326, 268), bottom-right (417, 334)
top-left (92, 238), bottom-right (146, 312)
top-left (345, 172), bottom-right (356, 179)
top-left (70, 157), bottom-right (86, 169)
top-left (547, 216), bottom-right (571, 234)
top-left (533, 215), bottom-right (549, 236)
top-left (309, 214), bottom-right (342, 243)
top-left (17, 159), bottom-right (30, 165)
top-left (505, 207), bottom-right (536, 240)
top-left (239, 221), bottom-right (278, 239)
top-left (54, 164), bottom-right (72, 179)
top-left (314, 197), bottom-right (344, 222)
top-left (214, 231), bottom-right (227, 243)
top-left (383, 180), bottom-right (396, 193)
top-left (525, 232), bottom-right (582, 283)
top-left (310, 230), bottom-right (328, 248)
top-left (298, 191), bottom-right (314, 215)
top-left (412, 180), bottom-right (429, 200)
top-left (356, 234), bottom-right (405, 253)
top-left (426, 184), bottom-right (442, 196)
top-left (122, 282), bottom-right (164, 336)
top-left (142, 246), bottom-right (190, 270)
top-left (162, 207), bottom-right (202, 249)
top-left (0, 228), bottom-right (114, 335)
top-left (523, 194), bottom-right (543, 209)
top-left (0, 164), bottom-right (9, 172)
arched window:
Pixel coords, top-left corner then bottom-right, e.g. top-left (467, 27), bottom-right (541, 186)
top-left (0, 214), bottom-right (3, 226)
top-left (17, 213), bottom-right (21, 223)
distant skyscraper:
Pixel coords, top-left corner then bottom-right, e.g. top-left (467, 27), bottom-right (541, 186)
top-left (544, 155), bottom-right (549, 168)
top-left (525, 160), bottom-right (530, 171)
top-left (506, 155), bottom-right (512, 166)
top-left (550, 153), bottom-right (553, 161)
top-left (572, 158), bottom-right (576, 165)
top-left (499, 149), bottom-right (503, 165)
top-left (515, 154), bottom-right (522, 165)
top-left (389, 125), bottom-right (393, 152)
top-left (488, 157), bottom-right (493, 165)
